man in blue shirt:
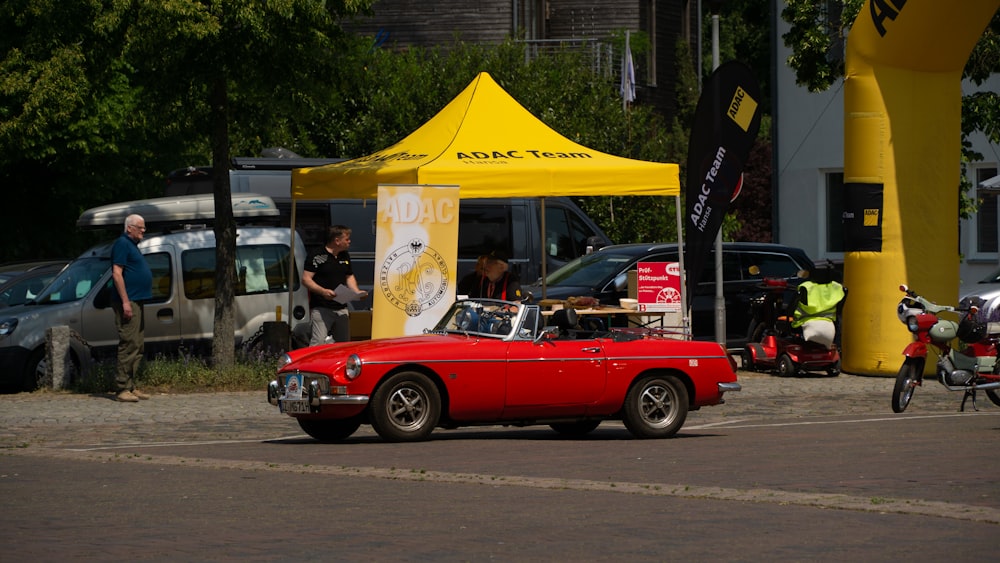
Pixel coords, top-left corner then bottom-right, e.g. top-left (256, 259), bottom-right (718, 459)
top-left (111, 214), bottom-right (153, 402)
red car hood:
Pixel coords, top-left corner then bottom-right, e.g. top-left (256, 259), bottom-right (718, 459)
top-left (282, 333), bottom-right (484, 372)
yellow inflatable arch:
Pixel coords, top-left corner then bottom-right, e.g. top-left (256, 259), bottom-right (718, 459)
top-left (843, 0), bottom-right (1000, 375)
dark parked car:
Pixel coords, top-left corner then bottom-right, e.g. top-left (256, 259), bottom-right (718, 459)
top-left (0, 260), bottom-right (69, 286)
top-left (0, 262), bottom-right (68, 308)
top-left (523, 242), bottom-right (817, 350)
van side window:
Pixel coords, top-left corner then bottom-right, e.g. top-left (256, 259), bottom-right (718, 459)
top-left (331, 201), bottom-right (377, 257)
top-left (544, 206), bottom-right (602, 261)
top-left (146, 252), bottom-right (172, 303)
top-left (458, 205), bottom-right (511, 258)
top-left (182, 245), bottom-right (298, 300)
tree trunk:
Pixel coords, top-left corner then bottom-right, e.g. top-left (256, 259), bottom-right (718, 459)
top-left (210, 75), bottom-right (236, 367)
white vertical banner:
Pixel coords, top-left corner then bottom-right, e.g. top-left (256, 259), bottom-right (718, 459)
top-left (372, 184), bottom-right (460, 338)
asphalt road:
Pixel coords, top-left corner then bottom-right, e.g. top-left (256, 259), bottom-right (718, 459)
top-left (2, 371), bottom-right (998, 562)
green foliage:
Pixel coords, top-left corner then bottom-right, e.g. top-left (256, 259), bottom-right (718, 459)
top-left (780, 0), bottom-right (862, 92)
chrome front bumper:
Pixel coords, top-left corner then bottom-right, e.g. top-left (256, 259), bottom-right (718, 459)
top-left (267, 379), bottom-right (369, 411)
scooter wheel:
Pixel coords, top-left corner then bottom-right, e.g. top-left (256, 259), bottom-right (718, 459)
top-left (741, 348), bottom-right (756, 372)
top-left (891, 358), bottom-right (922, 413)
top-left (777, 354), bottom-right (797, 377)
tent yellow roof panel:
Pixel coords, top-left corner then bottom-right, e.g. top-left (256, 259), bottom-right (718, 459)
top-left (292, 72), bottom-right (679, 200)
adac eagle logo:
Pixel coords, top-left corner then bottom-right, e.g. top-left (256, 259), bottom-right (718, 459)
top-left (379, 238), bottom-right (450, 317)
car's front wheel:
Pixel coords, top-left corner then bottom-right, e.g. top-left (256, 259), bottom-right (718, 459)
top-left (297, 416), bottom-right (362, 442)
top-left (622, 375), bottom-right (688, 439)
top-left (370, 371), bottom-right (441, 442)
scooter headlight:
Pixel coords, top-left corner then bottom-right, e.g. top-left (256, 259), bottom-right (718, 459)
top-left (906, 316), bottom-right (920, 333)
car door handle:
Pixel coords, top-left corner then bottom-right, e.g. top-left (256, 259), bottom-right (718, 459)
top-left (156, 308), bottom-right (174, 321)
top-left (580, 347), bottom-right (601, 353)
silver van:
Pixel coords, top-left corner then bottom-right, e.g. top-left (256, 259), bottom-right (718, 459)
top-left (0, 194), bottom-right (309, 392)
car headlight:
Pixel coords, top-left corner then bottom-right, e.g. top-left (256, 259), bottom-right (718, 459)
top-left (345, 354), bottom-right (362, 380)
top-left (0, 317), bottom-right (18, 336)
top-left (278, 353), bottom-right (293, 368)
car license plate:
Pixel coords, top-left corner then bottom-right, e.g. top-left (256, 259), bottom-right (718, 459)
top-left (280, 399), bottom-right (311, 414)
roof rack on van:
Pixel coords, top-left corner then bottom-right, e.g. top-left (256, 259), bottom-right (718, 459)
top-left (231, 157), bottom-right (345, 171)
top-left (77, 193), bottom-right (280, 229)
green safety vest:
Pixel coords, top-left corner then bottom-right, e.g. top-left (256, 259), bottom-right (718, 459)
top-left (792, 281), bottom-right (845, 327)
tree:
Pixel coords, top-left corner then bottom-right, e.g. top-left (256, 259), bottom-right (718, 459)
top-left (1, 1), bottom-right (375, 366)
top-left (119, 0), bottom-right (376, 366)
top-left (0, 0), bottom-right (201, 261)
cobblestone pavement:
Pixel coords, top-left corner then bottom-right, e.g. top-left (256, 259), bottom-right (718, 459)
top-left (0, 370), bottom-right (977, 448)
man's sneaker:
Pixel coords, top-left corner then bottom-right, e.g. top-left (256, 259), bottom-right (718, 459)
top-left (116, 390), bottom-right (140, 403)
top-left (132, 389), bottom-right (151, 400)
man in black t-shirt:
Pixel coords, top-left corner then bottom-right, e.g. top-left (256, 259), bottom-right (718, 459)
top-left (303, 225), bottom-right (368, 346)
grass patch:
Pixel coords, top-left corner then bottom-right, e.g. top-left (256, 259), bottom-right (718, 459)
top-left (73, 348), bottom-right (285, 394)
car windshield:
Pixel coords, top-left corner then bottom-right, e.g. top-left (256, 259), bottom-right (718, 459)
top-left (434, 298), bottom-right (530, 338)
top-left (31, 256), bottom-right (110, 305)
top-left (543, 251), bottom-right (638, 287)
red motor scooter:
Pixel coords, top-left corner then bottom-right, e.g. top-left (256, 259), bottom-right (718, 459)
top-left (891, 285), bottom-right (1000, 413)
top-left (742, 267), bottom-right (846, 377)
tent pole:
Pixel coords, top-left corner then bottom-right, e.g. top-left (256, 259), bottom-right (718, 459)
top-left (540, 197), bottom-right (547, 299)
top-left (674, 194), bottom-right (690, 339)
top-left (287, 198), bottom-right (297, 328)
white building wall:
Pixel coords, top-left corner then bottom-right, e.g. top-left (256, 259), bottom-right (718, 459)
top-left (774, 9), bottom-right (844, 263)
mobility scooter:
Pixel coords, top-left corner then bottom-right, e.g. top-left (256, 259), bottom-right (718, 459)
top-left (742, 265), bottom-right (846, 377)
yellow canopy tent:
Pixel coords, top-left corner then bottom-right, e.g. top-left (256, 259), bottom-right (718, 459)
top-left (286, 71), bottom-right (683, 334)
top-left (292, 72), bottom-right (680, 199)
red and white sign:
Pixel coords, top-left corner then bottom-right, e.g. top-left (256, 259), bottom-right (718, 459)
top-left (636, 262), bottom-right (682, 312)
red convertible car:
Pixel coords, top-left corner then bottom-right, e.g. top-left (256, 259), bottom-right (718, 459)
top-left (268, 298), bottom-right (741, 442)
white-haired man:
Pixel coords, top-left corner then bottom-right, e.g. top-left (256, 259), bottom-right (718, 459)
top-left (111, 214), bottom-right (153, 402)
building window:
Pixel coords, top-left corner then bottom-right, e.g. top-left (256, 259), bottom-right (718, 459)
top-left (976, 166), bottom-right (1000, 254)
top-left (825, 171), bottom-right (844, 253)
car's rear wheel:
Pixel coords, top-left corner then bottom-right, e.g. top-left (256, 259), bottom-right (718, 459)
top-left (622, 375), bottom-right (688, 439)
top-left (297, 417), bottom-right (362, 442)
top-left (549, 420), bottom-right (601, 437)
top-left (370, 371), bottom-right (441, 442)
